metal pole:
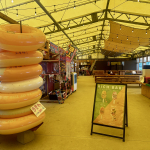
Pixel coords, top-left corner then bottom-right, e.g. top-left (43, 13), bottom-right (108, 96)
top-left (20, 21), bottom-right (22, 33)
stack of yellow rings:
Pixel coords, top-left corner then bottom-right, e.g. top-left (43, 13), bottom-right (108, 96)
top-left (0, 24), bottom-right (46, 135)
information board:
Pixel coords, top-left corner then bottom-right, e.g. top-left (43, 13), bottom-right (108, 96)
top-left (91, 83), bottom-right (128, 142)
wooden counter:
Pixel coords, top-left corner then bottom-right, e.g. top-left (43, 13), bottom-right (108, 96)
top-left (141, 83), bottom-right (150, 98)
top-left (95, 75), bottom-right (141, 84)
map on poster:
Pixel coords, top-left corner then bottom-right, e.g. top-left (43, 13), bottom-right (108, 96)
top-left (31, 102), bottom-right (46, 117)
top-left (93, 84), bottom-right (125, 128)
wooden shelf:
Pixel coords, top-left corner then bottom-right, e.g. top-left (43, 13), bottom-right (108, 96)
top-left (41, 74), bottom-right (59, 76)
top-left (42, 60), bottom-right (59, 62)
top-left (39, 47), bottom-right (48, 52)
top-left (49, 52), bottom-right (59, 55)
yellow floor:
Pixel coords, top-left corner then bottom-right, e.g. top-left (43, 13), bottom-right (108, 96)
top-left (1, 76), bottom-right (150, 150)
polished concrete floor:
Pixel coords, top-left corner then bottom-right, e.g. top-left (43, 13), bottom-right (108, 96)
top-left (1, 76), bottom-right (150, 150)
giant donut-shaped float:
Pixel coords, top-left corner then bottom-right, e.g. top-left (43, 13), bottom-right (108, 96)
top-left (0, 24), bottom-right (46, 52)
top-left (0, 76), bottom-right (43, 93)
top-left (0, 64), bottom-right (43, 82)
top-left (0, 51), bottom-right (43, 68)
top-left (0, 112), bottom-right (45, 135)
top-left (0, 89), bottom-right (42, 110)
top-left (0, 104), bottom-right (34, 119)
top-left (0, 24), bottom-right (46, 135)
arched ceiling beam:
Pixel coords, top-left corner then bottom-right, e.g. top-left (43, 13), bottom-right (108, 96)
top-left (36, 10), bottom-right (104, 35)
top-left (0, 0), bottom-right (34, 11)
top-left (34, 0), bottom-right (79, 51)
top-left (19, 0), bottom-right (101, 22)
top-left (0, 12), bottom-right (18, 24)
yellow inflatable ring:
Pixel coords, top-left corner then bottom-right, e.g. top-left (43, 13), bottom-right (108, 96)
top-left (0, 24), bottom-right (46, 52)
top-left (0, 64), bottom-right (43, 82)
top-left (0, 112), bottom-right (45, 135)
top-left (0, 89), bottom-right (42, 110)
top-left (0, 51), bottom-right (43, 68)
top-left (0, 76), bottom-right (43, 93)
top-left (0, 104), bottom-right (35, 119)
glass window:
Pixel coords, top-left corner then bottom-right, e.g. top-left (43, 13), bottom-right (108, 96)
top-left (146, 62), bottom-right (150, 65)
top-left (143, 57), bottom-right (146, 62)
top-left (136, 64), bottom-right (139, 70)
top-left (136, 58), bottom-right (139, 63)
top-left (139, 63), bottom-right (143, 70)
top-left (148, 56), bottom-right (150, 61)
top-left (140, 58), bottom-right (143, 62)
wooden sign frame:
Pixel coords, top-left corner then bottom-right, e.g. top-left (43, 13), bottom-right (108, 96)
top-left (91, 83), bottom-right (128, 142)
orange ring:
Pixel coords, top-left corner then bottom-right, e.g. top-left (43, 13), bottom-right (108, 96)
top-left (0, 112), bottom-right (45, 135)
top-left (0, 51), bottom-right (43, 68)
top-left (0, 24), bottom-right (46, 51)
top-left (0, 64), bottom-right (43, 82)
top-left (0, 89), bottom-right (42, 110)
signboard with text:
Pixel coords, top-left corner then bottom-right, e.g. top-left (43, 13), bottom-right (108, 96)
top-left (91, 83), bottom-right (128, 142)
top-left (31, 102), bottom-right (46, 117)
top-left (66, 45), bottom-right (77, 62)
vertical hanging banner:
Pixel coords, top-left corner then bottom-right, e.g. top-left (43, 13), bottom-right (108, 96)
top-left (91, 83), bottom-right (128, 142)
top-left (50, 42), bottom-right (59, 54)
top-left (66, 44), bottom-right (77, 62)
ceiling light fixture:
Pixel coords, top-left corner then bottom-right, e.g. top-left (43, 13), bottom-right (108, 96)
top-left (117, 34), bottom-right (118, 38)
top-left (16, 9), bottom-right (18, 17)
top-left (120, 25), bottom-right (121, 30)
top-left (127, 36), bottom-right (128, 40)
top-left (74, 1), bottom-right (76, 9)
top-left (35, 8), bottom-right (36, 15)
top-left (146, 30), bottom-right (147, 34)
top-left (11, 0), bottom-right (14, 3)
top-left (54, 5), bottom-right (56, 12)
top-left (132, 28), bottom-right (134, 32)
top-left (113, 11), bottom-right (115, 17)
